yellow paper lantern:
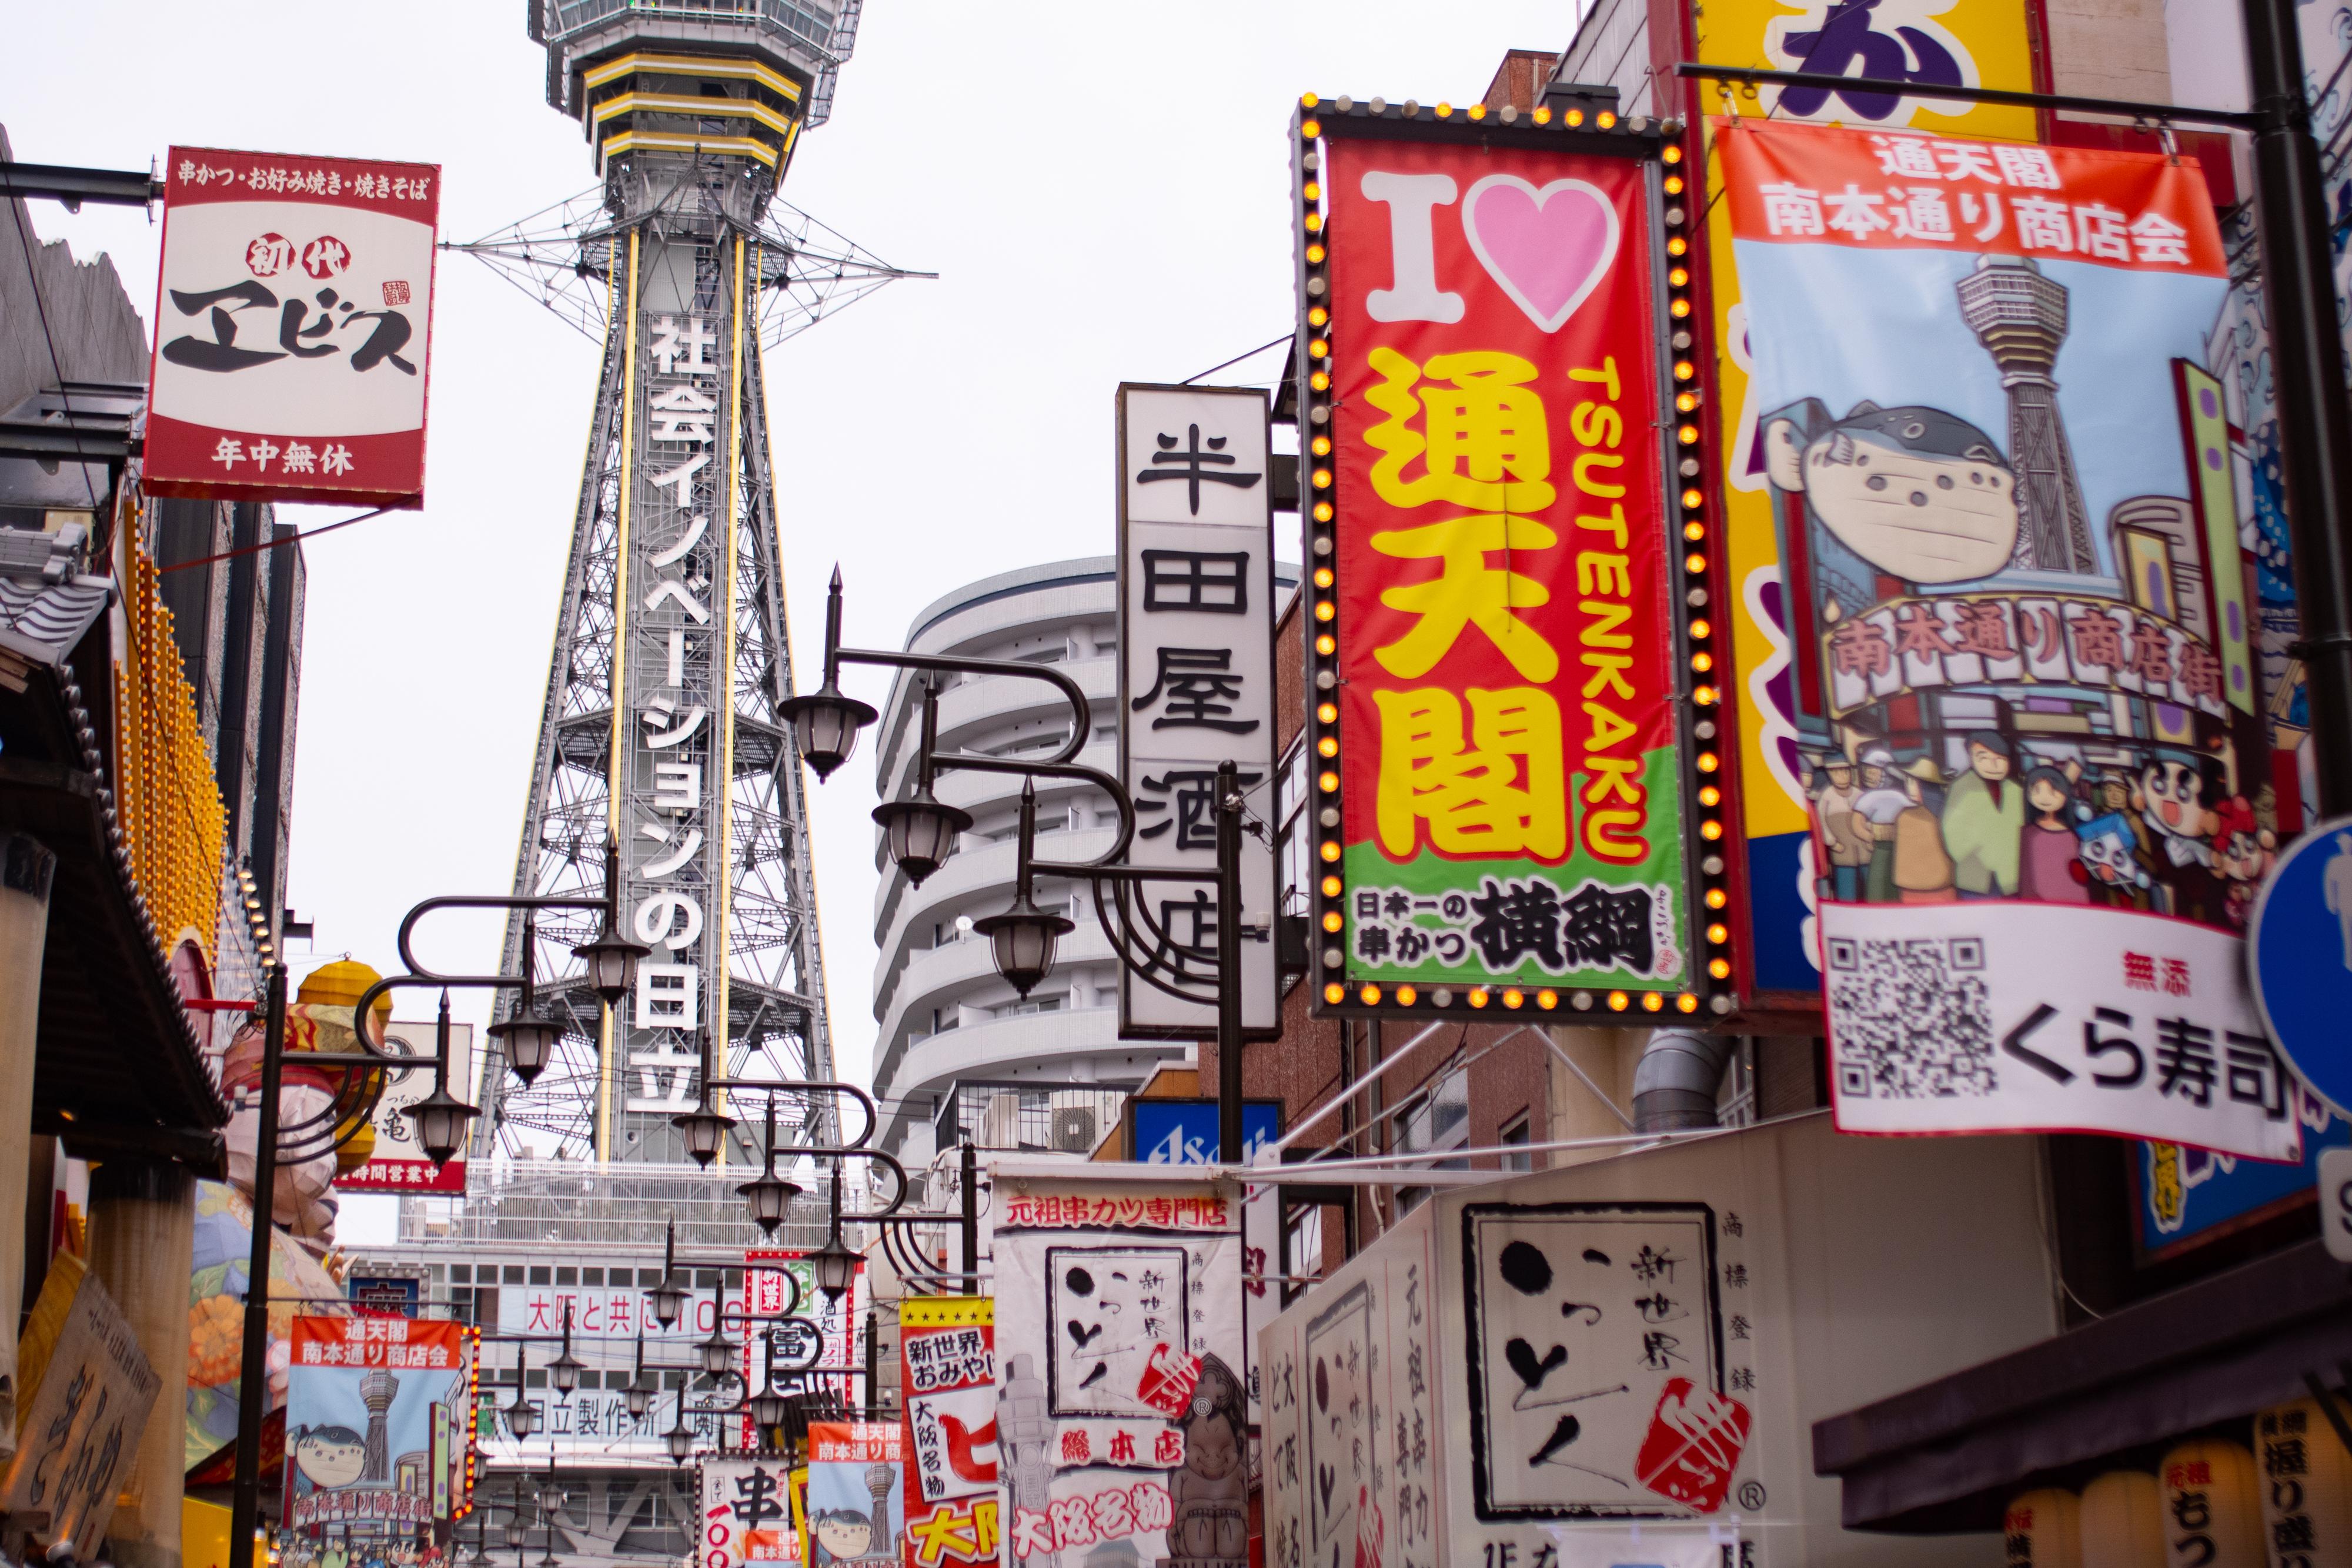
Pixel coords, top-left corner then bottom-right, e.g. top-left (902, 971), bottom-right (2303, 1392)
top-left (2257, 1398), bottom-right (2352, 1563)
top-left (2004, 1487), bottom-right (2082, 1566)
top-left (2079, 1470), bottom-right (2164, 1567)
top-left (2158, 1439), bottom-right (2264, 1568)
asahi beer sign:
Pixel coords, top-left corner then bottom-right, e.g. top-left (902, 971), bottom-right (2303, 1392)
top-left (148, 146), bottom-right (438, 507)
top-left (1116, 383), bottom-right (1281, 1037)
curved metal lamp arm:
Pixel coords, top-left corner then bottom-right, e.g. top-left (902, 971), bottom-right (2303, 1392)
top-left (810, 1147), bottom-right (908, 1221)
top-left (1094, 875), bottom-right (1223, 1007)
top-left (708, 1079), bottom-right (879, 1151)
top-left (836, 646), bottom-right (1093, 770)
top-left (393, 893), bottom-right (607, 985)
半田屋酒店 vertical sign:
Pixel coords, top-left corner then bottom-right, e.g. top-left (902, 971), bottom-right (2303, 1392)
top-left (147, 147), bottom-right (439, 507)
top-left (1117, 383), bottom-right (1281, 1037)
top-left (1298, 99), bottom-right (1724, 1019)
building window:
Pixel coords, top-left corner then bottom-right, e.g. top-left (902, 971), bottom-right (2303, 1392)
top-left (1275, 737), bottom-right (1309, 915)
top-left (1500, 1112), bottom-right (1532, 1171)
top-left (1283, 1202), bottom-right (1325, 1299)
top-left (1395, 1062), bottom-right (1471, 1212)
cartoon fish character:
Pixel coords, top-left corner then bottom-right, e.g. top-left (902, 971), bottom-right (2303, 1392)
top-left (1764, 400), bottom-right (2021, 609)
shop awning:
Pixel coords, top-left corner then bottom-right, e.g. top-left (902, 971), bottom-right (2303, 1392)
top-left (1813, 1238), bottom-right (2352, 1533)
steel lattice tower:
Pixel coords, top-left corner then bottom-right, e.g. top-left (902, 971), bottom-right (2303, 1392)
top-left (477, 1), bottom-right (880, 1163)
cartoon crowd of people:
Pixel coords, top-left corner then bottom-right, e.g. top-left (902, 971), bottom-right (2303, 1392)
top-left (1804, 731), bottom-right (2278, 929)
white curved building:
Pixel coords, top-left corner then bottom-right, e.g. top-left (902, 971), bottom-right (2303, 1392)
top-left (868, 557), bottom-right (1292, 1169)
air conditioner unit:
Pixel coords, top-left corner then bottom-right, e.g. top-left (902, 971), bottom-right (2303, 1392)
top-left (1051, 1106), bottom-right (1099, 1155)
top-left (980, 1092), bottom-right (1023, 1151)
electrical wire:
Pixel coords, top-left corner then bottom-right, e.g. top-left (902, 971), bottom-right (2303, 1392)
top-left (159, 503), bottom-right (395, 571)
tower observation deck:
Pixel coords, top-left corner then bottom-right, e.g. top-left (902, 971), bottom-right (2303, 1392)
top-left (482, 0), bottom-right (870, 1162)
top-left (1955, 255), bottom-right (2099, 576)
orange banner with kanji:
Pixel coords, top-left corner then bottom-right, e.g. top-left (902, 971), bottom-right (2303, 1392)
top-left (1719, 119), bottom-right (2227, 273)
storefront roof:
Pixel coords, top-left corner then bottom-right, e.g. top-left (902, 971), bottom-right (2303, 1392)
top-left (0, 584), bottom-right (230, 1148)
top-left (1813, 1236), bottom-right (2352, 1532)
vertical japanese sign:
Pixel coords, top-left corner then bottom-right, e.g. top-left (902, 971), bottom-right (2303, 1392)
top-left (1306, 106), bottom-right (1709, 1017)
top-left (898, 1296), bottom-right (998, 1568)
top-left (1689, 0), bottom-right (2040, 1000)
top-left (1258, 1205), bottom-right (1442, 1568)
top-left (1460, 1203), bottom-right (1757, 1524)
top-left (701, 1455), bottom-right (802, 1568)
top-left (613, 234), bottom-right (747, 1153)
top-left (148, 147), bottom-right (437, 507)
top-left (284, 1316), bottom-right (472, 1533)
top-left (336, 1019), bottom-right (474, 1193)
top-left (805, 1423), bottom-right (903, 1566)
top-left (1116, 383), bottom-right (1281, 1037)
top-left (1723, 120), bottom-right (2300, 1161)
top-left (0, 1272), bottom-right (159, 1555)
top-left (991, 1174), bottom-right (1245, 1568)
top-left (744, 1249), bottom-right (869, 1445)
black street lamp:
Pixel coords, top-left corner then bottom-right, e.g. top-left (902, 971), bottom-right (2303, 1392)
top-left (623, 1330), bottom-right (653, 1420)
top-left (777, 568), bottom-right (879, 779)
top-left (970, 783), bottom-right (1075, 997)
top-left (665, 1409), bottom-right (695, 1465)
top-left (736, 1097), bottom-right (802, 1236)
top-left (747, 1333), bottom-right (790, 1432)
top-left (648, 1220), bottom-right (689, 1329)
top-left (405, 992), bottom-right (479, 1165)
top-left (506, 1348), bottom-right (539, 1439)
top-left (547, 1305), bottom-right (584, 1396)
top-left (697, 1284), bottom-right (739, 1377)
top-left (804, 1164), bottom-right (861, 1304)
top-left (870, 678), bottom-right (971, 887)
top-left (504, 1483), bottom-right (527, 1549)
top-left (795, 569), bottom-right (1262, 1161)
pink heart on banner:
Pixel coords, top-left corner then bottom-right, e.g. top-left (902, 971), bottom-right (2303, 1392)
top-left (1462, 174), bottom-right (1622, 333)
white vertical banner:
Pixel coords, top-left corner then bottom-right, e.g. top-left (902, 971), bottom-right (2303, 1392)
top-left (1115, 383), bottom-right (1281, 1037)
top-left (992, 1166), bottom-right (1248, 1568)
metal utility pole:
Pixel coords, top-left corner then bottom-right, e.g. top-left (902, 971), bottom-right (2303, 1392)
top-left (960, 1141), bottom-right (979, 1295)
top-left (228, 964), bottom-right (287, 1568)
top-left (1215, 760), bottom-right (1247, 1164)
top-left (2244, 0), bottom-right (2352, 815)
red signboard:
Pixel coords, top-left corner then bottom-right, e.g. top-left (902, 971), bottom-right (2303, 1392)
top-left (1307, 107), bottom-right (1720, 1018)
top-left (147, 146), bottom-right (439, 507)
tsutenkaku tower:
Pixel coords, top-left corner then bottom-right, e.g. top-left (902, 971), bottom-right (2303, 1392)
top-left (481, 1), bottom-right (861, 1162)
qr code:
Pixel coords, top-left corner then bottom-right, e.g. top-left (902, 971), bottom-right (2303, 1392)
top-left (1825, 934), bottom-right (1994, 1099)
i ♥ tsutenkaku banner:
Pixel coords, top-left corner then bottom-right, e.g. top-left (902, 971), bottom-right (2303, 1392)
top-left (1311, 116), bottom-right (1700, 1011)
top-left (1722, 119), bottom-right (2301, 1162)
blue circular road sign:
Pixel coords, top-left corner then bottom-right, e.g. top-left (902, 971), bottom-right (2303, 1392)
top-left (2250, 814), bottom-right (2352, 1114)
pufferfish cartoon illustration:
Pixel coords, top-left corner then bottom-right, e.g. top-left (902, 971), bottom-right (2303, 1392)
top-left (1763, 400), bottom-right (2021, 609)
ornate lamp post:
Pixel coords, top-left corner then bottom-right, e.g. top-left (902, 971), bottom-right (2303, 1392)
top-left (784, 569), bottom-right (1259, 1159)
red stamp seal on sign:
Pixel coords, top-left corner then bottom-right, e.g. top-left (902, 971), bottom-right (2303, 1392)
top-left (1633, 1377), bottom-right (1752, 1513)
top-left (1134, 1343), bottom-right (1203, 1417)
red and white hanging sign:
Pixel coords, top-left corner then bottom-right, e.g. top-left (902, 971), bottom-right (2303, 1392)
top-left (146, 146), bottom-right (439, 507)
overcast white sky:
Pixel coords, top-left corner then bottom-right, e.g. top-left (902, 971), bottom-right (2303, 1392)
top-left (4, 1), bottom-right (1576, 1124)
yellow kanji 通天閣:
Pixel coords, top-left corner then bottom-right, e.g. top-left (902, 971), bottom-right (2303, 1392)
top-left (1365, 347), bottom-right (1558, 513)
top-left (1374, 685), bottom-right (1567, 859)
top-left (1371, 514), bottom-right (1561, 681)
